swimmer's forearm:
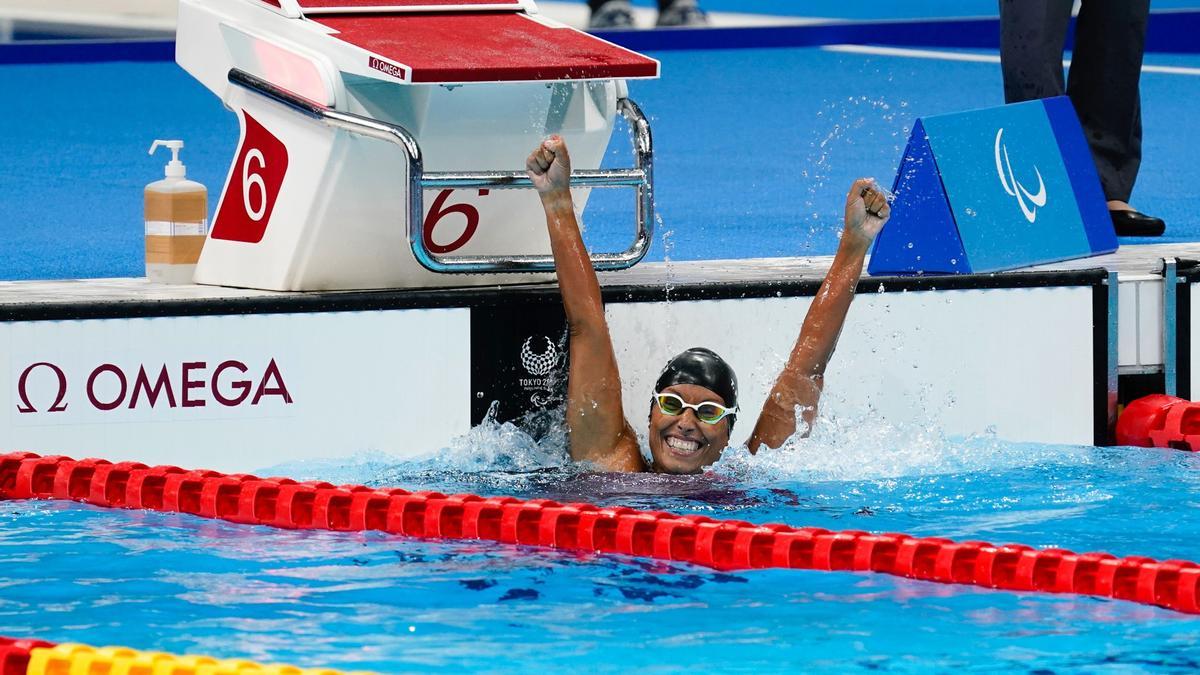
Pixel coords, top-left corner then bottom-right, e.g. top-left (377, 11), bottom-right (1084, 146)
top-left (541, 190), bottom-right (606, 333)
top-left (750, 240), bottom-right (868, 450)
top-left (785, 238), bottom-right (868, 378)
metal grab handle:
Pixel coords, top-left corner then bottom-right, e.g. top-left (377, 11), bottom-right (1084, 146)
top-left (228, 69), bottom-right (655, 274)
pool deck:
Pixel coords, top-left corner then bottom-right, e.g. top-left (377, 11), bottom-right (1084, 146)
top-left (0, 0), bottom-right (177, 38)
top-left (0, 243), bottom-right (1194, 312)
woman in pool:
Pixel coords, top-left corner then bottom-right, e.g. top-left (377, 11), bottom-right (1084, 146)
top-left (526, 136), bottom-right (890, 474)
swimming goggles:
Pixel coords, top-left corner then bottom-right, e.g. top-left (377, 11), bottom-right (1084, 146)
top-left (653, 392), bottom-right (738, 425)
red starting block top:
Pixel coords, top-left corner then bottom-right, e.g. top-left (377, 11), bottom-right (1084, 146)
top-left (314, 12), bottom-right (660, 83)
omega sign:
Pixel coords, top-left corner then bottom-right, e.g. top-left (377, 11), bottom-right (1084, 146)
top-left (16, 359), bottom-right (293, 414)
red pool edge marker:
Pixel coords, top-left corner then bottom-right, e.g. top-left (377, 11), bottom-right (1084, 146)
top-left (1116, 394), bottom-right (1200, 451)
top-left (3, 452), bottom-right (1199, 615)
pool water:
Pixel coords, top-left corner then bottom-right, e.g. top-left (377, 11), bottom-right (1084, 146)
top-left (4, 415), bottom-right (1200, 672)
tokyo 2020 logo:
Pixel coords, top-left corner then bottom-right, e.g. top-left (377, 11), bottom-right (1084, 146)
top-left (520, 336), bottom-right (560, 377)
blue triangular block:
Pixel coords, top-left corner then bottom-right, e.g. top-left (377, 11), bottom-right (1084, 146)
top-left (868, 120), bottom-right (970, 275)
top-left (1041, 96), bottom-right (1118, 254)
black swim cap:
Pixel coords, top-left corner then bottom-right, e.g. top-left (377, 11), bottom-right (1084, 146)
top-left (654, 348), bottom-right (739, 426)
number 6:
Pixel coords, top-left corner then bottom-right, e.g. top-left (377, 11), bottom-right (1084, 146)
top-left (242, 149), bottom-right (268, 222)
top-left (423, 189), bottom-right (483, 254)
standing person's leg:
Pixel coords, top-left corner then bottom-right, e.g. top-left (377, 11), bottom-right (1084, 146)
top-left (998, 0), bottom-right (1073, 103)
top-left (656, 0), bottom-right (707, 27)
top-left (1069, 0), bottom-right (1160, 234)
top-left (588, 0), bottom-right (634, 29)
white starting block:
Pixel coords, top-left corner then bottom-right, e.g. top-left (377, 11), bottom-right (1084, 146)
top-left (175, 0), bottom-right (660, 291)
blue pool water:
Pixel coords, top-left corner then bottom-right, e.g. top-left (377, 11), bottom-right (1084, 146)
top-left (4, 420), bottom-right (1200, 671)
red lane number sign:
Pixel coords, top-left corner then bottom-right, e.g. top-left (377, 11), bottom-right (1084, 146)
top-left (212, 112), bottom-right (289, 244)
top-left (423, 189), bottom-right (490, 254)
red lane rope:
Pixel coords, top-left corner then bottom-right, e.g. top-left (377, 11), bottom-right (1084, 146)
top-left (3, 451), bottom-right (1199, 614)
top-left (0, 636), bottom-right (55, 675)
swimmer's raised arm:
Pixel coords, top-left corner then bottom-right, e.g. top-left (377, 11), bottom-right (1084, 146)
top-left (527, 137), bottom-right (645, 472)
top-left (747, 179), bottom-right (890, 451)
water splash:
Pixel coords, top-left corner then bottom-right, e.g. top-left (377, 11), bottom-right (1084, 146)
top-left (413, 402), bottom-right (571, 473)
top-left (712, 407), bottom-right (1093, 484)
top-left (266, 395), bottom-right (1095, 498)
top-left (261, 402), bottom-right (572, 488)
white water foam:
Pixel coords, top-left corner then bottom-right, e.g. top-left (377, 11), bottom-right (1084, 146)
top-left (264, 396), bottom-right (1095, 489)
top-left (412, 402), bottom-right (572, 473)
top-left (711, 407), bottom-right (1094, 484)
top-left (642, 385), bottom-right (1092, 483)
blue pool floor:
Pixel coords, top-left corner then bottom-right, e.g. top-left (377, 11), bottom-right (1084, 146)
top-left (1, 46), bottom-right (1200, 280)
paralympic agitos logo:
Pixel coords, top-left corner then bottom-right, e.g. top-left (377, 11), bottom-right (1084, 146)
top-left (15, 359), bottom-right (293, 414)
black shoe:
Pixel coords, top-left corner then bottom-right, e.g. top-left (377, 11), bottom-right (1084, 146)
top-left (1110, 209), bottom-right (1165, 237)
top-left (657, 0), bottom-right (708, 26)
top-left (589, 0), bottom-right (635, 29)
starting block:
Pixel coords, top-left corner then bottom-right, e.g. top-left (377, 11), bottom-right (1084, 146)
top-left (176, 0), bottom-right (660, 291)
top-left (869, 96), bottom-right (1118, 275)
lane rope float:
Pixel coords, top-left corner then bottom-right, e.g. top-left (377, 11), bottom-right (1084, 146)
top-left (0, 635), bottom-right (370, 675)
top-left (2, 452), bottom-right (1199, 615)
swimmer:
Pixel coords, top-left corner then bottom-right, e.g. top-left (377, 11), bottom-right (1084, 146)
top-left (526, 136), bottom-right (890, 474)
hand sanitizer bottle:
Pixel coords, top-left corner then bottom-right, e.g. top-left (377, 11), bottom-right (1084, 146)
top-left (146, 140), bottom-right (208, 283)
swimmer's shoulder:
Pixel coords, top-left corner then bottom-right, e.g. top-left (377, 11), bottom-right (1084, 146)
top-left (604, 426), bottom-right (648, 473)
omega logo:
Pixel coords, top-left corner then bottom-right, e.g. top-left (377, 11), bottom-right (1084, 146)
top-left (15, 359), bottom-right (293, 414)
top-left (16, 362), bottom-right (69, 413)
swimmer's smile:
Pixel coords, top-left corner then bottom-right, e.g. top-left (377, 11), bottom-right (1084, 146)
top-left (665, 434), bottom-right (705, 456)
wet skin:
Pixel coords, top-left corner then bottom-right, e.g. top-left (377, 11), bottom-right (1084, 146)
top-left (528, 135), bottom-right (889, 474)
top-left (648, 383), bottom-right (732, 475)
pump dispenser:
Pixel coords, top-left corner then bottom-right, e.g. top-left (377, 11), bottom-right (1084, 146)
top-left (146, 139), bottom-right (208, 283)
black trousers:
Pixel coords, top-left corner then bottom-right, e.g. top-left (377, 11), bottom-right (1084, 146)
top-left (999, 0), bottom-right (1149, 203)
top-left (589, 0), bottom-right (674, 9)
